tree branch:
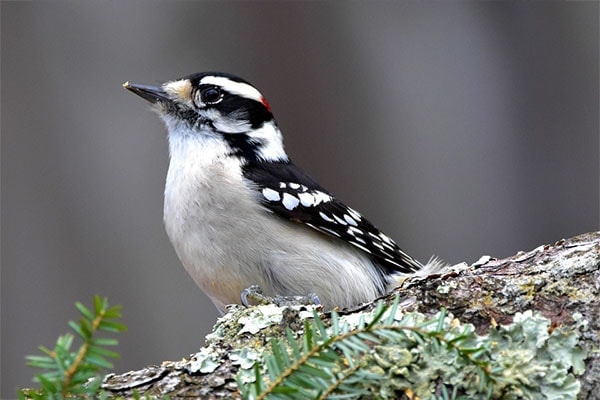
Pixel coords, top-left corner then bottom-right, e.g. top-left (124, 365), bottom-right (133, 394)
top-left (102, 231), bottom-right (600, 399)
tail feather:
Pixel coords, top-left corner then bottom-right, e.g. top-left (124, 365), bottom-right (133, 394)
top-left (386, 255), bottom-right (447, 292)
top-left (412, 255), bottom-right (447, 277)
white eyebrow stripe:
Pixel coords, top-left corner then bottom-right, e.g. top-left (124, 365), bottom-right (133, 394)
top-left (200, 76), bottom-right (264, 103)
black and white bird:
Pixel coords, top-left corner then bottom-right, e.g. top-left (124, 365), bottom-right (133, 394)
top-left (124, 72), bottom-right (440, 313)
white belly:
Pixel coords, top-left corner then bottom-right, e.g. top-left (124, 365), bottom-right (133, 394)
top-left (163, 137), bottom-right (386, 312)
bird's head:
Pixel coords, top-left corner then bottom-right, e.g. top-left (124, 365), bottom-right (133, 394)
top-left (124, 72), bottom-right (287, 162)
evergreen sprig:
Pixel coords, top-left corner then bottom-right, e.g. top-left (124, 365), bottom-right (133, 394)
top-left (20, 296), bottom-right (126, 400)
top-left (238, 298), bottom-right (491, 400)
top-left (238, 298), bottom-right (584, 400)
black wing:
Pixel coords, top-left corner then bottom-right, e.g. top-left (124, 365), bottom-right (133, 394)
top-left (242, 161), bottom-right (423, 275)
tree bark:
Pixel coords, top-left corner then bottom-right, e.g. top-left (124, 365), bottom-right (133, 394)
top-left (102, 231), bottom-right (600, 399)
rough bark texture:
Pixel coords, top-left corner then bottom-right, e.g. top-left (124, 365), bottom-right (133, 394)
top-left (102, 232), bottom-right (600, 399)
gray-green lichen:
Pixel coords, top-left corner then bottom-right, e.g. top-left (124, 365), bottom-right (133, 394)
top-left (231, 297), bottom-right (588, 399)
top-left (194, 303), bottom-right (320, 379)
top-left (362, 310), bottom-right (586, 400)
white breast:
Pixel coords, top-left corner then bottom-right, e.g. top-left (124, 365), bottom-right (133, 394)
top-left (163, 129), bottom-right (387, 312)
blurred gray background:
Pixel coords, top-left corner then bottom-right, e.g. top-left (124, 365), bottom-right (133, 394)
top-left (2, 1), bottom-right (598, 396)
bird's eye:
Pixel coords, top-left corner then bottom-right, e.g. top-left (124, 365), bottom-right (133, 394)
top-left (200, 87), bottom-right (222, 104)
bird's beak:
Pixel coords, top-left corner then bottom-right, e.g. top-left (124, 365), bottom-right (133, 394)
top-left (123, 82), bottom-right (170, 104)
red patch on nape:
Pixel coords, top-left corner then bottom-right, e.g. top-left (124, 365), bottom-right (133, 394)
top-left (260, 96), bottom-right (272, 113)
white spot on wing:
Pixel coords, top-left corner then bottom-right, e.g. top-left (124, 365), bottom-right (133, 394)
top-left (382, 241), bottom-right (396, 251)
top-left (372, 241), bottom-right (385, 250)
top-left (282, 193), bottom-right (300, 210)
top-left (333, 214), bottom-right (348, 225)
top-left (343, 214), bottom-right (358, 226)
top-left (351, 242), bottom-right (372, 254)
top-left (384, 257), bottom-right (402, 267)
top-left (298, 192), bottom-right (315, 207)
top-left (280, 182), bottom-right (287, 188)
top-left (347, 226), bottom-right (363, 236)
top-left (262, 188), bottom-right (280, 201)
top-left (312, 191), bottom-right (332, 205)
top-left (379, 233), bottom-right (394, 244)
top-left (368, 232), bottom-right (380, 240)
top-left (347, 208), bottom-right (362, 221)
top-left (289, 183), bottom-right (300, 189)
top-left (379, 249), bottom-right (394, 258)
top-left (316, 225), bottom-right (342, 238)
top-left (319, 212), bottom-right (335, 223)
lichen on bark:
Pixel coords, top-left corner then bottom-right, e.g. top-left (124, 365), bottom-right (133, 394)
top-left (101, 232), bottom-right (600, 399)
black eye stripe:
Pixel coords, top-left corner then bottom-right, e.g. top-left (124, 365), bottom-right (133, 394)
top-left (190, 86), bottom-right (273, 130)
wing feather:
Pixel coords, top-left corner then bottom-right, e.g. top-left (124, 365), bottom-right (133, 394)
top-left (243, 161), bottom-right (423, 274)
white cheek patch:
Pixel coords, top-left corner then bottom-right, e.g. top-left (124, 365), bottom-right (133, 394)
top-left (200, 76), bottom-right (264, 104)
